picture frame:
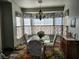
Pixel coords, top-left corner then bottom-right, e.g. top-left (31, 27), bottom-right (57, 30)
top-left (70, 17), bottom-right (76, 27)
top-left (74, 33), bottom-right (78, 40)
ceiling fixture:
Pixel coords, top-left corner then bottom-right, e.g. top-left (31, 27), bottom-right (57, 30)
top-left (38, 0), bottom-right (42, 3)
top-left (36, 0), bottom-right (45, 20)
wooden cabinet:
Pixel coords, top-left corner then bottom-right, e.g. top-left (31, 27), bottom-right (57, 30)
top-left (60, 37), bottom-right (79, 59)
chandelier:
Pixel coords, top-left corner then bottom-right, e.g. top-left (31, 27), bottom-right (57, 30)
top-left (36, 0), bottom-right (45, 20)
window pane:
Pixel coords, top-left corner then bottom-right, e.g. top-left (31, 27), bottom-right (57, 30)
top-left (24, 18), bottom-right (31, 25)
top-left (24, 26), bottom-right (31, 35)
top-left (16, 17), bottom-right (21, 26)
top-left (54, 26), bottom-right (62, 35)
top-left (32, 19), bottom-right (44, 25)
top-left (40, 25), bottom-right (54, 34)
top-left (55, 17), bottom-right (62, 25)
top-left (32, 25), bottom-right (54, 35)
top-left (32, 18), bottom-right (53, 25)
top-left (43, 18), bottom-right (53, 25)
top-left (32, 18), bottom-right (53, 34)
top-left (16, 27), bottom-right (23, 39)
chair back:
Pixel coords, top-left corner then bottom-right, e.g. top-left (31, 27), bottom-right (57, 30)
top-left (27, 40), bottom-right (43, 56)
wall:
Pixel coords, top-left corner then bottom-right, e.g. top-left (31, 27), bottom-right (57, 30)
top-left (8, 0), bottom-right (23, 47)
top-left (64, 0), bottom-right (79, 40)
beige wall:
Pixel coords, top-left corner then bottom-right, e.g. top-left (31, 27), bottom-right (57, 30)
top-left (64, 0), bottom-right (79, 40)
top-left (8, 0), bottom-right (23, 47)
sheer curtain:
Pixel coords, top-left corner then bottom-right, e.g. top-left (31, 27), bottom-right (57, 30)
top-left (32, 18), bottom-right (54, 34)
top-left (23, 17), bottom-right (63, 35)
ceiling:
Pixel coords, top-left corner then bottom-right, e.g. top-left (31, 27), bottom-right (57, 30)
top-left (13, 0), bottom-right (65, 8)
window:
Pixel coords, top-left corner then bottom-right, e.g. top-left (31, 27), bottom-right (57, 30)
top-left (54, 26), bottom-right (62, 35)
top-left (16, 16), bottom-right (23, 39)
top-left (55, 17), bottom-right (63, 25)
top-left (32, 19), bottom-right (44, 25)
top-left (16, 27), bottom-right (23, 39)
top-left (43, 18), bottom-right (53, 25)
top-left (32, 18), bottom-right (53, 25)
top-left (23, 17), bottom-right (63, 35)
top-left (24, 18), bottom-right (31, 26)
top-left (32, 18), bottom-right (53, 34)
top-left (16, 17), bottom-right (22, 26)
top-left (24, 18), bottom-right (31, 35)
top-left (54, 17), bottom-right (63, 35)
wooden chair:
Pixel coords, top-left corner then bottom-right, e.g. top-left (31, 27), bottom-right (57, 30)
top-left (27, 40), bottom-right (44, 59)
